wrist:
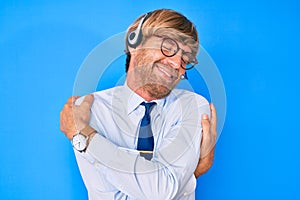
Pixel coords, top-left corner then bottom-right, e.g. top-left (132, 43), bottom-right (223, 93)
top-left (72, 125), bottom-right (97, 152)
top-left (80, 125), bottom-right (96, 137)
top-left (87, 132), bottom-right (96, 148)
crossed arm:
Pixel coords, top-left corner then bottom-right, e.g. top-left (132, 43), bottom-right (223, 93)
top-left (60, 94), bottom-right (217, 178)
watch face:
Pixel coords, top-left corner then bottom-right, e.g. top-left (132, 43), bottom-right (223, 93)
top-left (72, 133), bottom-right (87, 151)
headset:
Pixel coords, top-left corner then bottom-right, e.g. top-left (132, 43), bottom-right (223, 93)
top-left (127, 12), bottom-right (151, 48)
top-left (126, 12), bottom-right (188, 80)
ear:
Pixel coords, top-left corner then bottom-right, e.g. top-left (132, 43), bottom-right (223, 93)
top-left (127, 50), bottom-right (138, 72)
top-left (126, 45), bottom-right (135, 54)
top-left (126, 40), bottom-right (144, 54)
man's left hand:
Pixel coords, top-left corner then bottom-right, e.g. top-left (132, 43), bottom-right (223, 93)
top-left (194, 103), bottom-right (217, 178)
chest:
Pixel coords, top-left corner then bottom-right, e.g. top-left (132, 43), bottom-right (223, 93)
top-left (90, 104), bottom-right (181, 150)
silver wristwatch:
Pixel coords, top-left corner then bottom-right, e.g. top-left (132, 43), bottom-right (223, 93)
top-left (72, 126), bottom-right (96, 152)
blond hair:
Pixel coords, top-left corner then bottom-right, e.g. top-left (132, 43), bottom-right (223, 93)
top-left (125, 9), bottom-right (199, 72)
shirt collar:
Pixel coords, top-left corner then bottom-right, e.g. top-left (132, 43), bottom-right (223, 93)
top-left (124, 83), bottom-right (167, 115)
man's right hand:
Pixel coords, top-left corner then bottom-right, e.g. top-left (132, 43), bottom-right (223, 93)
top-left (60, 94), bottom-right (94, 140)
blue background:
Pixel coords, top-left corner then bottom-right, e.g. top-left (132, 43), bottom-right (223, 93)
top-left (1, 0), bottom-right (299, 199)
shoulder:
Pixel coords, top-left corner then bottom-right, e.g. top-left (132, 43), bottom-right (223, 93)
top-left (93, 86), bottom-right (122, 101)
top-left (171, 89), bottom-right (209, 106)
top-left (169, 89), bottom-right (211, 119)
top-left (75, 86), bottom-right (123, 106)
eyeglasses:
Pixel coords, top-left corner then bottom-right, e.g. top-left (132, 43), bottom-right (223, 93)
top-left (156, 36), bottom-right (198, 70)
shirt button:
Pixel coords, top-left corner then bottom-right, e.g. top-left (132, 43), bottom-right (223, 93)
top-left (183, 192), bottom-right (188, 196)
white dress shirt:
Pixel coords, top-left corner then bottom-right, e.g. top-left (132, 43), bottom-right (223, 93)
top-left (74, 84), bottom-right (210, 199)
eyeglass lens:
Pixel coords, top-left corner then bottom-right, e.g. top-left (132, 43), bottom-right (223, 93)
top-left (160, 38), bottom-right (195, 70)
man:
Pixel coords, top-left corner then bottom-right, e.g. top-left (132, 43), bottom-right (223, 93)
top-left (60, 9), bottom-right (217, 199)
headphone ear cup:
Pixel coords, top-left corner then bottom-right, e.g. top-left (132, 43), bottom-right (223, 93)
top-left (127, 12), bottom-right (151, 49)
top-left (127, 29), bottom-right (143, 48)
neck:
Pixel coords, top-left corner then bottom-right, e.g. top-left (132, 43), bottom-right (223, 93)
top-left (135, 88), bottom-right (157, 102)
top-left (127, 80), bottom-right (157, 102)
top-left (126, 63), bottom-right (158, 102)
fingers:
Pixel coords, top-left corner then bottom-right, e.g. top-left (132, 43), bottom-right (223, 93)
top-left (210, 103), bottom-right (217, 139)
top-left (64, 96), bottom-right (80, 112)
top-left (210, 103), bottom-right (217, 126)
top-left (80, 94), bottom-right (94, 110)
top-left (200, 113), bottom-right (211, 158)
top-left (201, 114), bottom-right (210, 138)
top-left (73, 94), bottom-right (94, 131)
top-left (60, 96), bottom-right (79, 139)
top-left (66, 96), bottom-right (80, 104)
top-left (71, 96), bottom-right (81, 104)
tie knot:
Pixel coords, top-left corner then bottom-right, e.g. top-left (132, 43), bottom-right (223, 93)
top-left (141, 102), bottom-right (156, 115)
top-left (140, 102), bottom-right (156, 126)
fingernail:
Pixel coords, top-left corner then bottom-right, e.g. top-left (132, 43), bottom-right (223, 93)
top-left (202, 114), bottom-right (208, 119)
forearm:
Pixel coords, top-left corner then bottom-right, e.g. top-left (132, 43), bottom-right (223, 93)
top-left (194, 148), bottom-right (215, 177)
top-left (84, 133), bottom-right (181, 199)
top-left (74, 149), bottom-right (117, 197)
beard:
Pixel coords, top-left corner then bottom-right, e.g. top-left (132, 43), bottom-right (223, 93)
top-left (129, 49), bottom-right (180, 99)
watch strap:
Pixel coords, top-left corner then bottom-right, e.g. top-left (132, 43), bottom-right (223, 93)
top-left (80, 125), bottom-right (96, 137)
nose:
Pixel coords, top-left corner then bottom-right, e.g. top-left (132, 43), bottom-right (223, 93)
top-left (164, 52), bottom-right (182, 70)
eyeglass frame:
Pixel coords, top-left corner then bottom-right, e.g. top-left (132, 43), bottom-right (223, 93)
top-left (152, 35), bottom-right (198, 70)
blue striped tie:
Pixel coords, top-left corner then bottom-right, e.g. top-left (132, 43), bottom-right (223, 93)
top-left (137, 102), bottom-right (156, 160)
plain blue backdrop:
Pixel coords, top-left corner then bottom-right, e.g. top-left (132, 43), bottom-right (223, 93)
top-left (1, 0), bottom-right (299, 199)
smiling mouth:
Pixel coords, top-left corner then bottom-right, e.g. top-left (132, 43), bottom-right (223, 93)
top-left (155, 63), bottom-right (178, 80)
